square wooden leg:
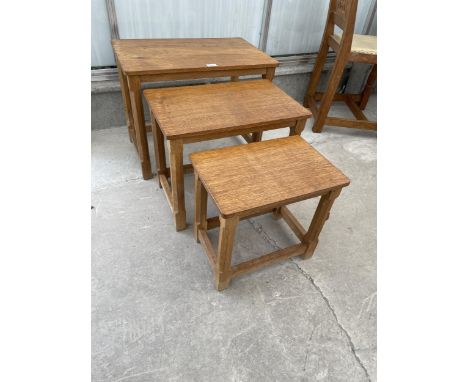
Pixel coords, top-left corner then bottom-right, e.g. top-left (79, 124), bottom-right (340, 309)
top-left (151, 113), bottom-right (167, 189)
top-left (289, 119), bottom-right (307, 136)
top-left (168, 140), bottom-right (186, 231)
top-left (312, 53), bottom-right (349, 133)
top-left (128, 75), bottom-right (153, 180)
top-left (116, 61), bottom-right (134, 143)
top-left (215, 216), bottom-right (239, 291)
top-left (302, 188), bottom-right (342, 259)
top-left (194, 172), bottom-right (208, 243)
top-left (262, 67), bottom-right (276, 81)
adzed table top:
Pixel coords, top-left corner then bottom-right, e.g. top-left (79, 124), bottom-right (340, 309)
top-left (191, 136), bottom-right (350, 217)
top-left (112, 38), bottom-right (278, 76)
top-left (144, 79), bottom-right (311, 140)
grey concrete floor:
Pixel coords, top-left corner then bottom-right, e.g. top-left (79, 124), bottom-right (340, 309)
top-left (92, 95), bottom-right (377, 382)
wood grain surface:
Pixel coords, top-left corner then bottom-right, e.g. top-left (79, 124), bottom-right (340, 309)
top-left (191, 136), bottom-right (350, 217)
top-left (144, 80), bottom-right (311, 140)
top-left (112, 38), bottom-right (278, 75)
top-left (304, 0), bottom-right (377, 133)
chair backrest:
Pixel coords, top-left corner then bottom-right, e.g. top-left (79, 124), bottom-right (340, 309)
top-left (328, 0), bottom-right (359, 45)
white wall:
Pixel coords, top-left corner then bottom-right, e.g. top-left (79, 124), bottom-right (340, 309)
top-left (92, 0), bottom-right (115, 67)
top-left (114, 0), bottom-right (264, 46)
top-left (92, 0), bottom-right (376, 67)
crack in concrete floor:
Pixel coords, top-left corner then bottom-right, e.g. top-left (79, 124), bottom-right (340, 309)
top-left (247, 217), bottom-right (371, 381)
top-left (291, 261), bottom-right (371, 381)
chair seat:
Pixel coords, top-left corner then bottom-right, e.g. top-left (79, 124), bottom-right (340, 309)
top-left (332, 33), bottom-right (377, 55)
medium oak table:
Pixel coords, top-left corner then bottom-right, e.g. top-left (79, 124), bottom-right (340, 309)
top-left (144, 79), bottom-right (312, 231)
top-left (191, 136), bottom-right (350, 290)
top-left (112, 38), bottom-right (279, 180)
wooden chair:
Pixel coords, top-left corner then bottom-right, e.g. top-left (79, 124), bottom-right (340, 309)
top-left (304, 0), bottom-right (377, 133)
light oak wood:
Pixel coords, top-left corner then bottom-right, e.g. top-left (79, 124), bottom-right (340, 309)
top-left (304, 0), bottom-right (377, 133)
top-left (112, 37), bottom-right (279, 180)
top-left (262, 67), bottom-right (276, 80)
top-left (160, 174), bottom-right (172, 207)
top-left (230, 244), bottom-right (306, 279)
top-left (289, 119), bottom-right (307, 136)
top-left (345, 95), bottom-right (368, 120)
top-left (215, 216), bottom-right (239, 290)
top-left (146, 81), bottom-right (311, 231)
top-left (199, 230), bottom-right (216, 272)
top-left (144, 80), bottom-right (311, 140)
top-left (128, 75), bottom-right (152, 179)
top-left (116, 59), bottom-right (134, 143)
top-left (112, 38), bottom-right (278, 76)
top-left (140, 68), bottom-right (268, 82)
top-left (323, 116), bottom-right (376, 130)
top-left (192, 136), bottom-right (349, 290)
top-left (194, 172), bottom-right (208, 243)
top-left (302, 189), bottom-right (341, 259)
top-left (279, 206), bottom-right (306, 241)
top-left (206, 207), bottom-right (277, 230)
top-left (169, 140), bottom-right (186, 231)
top-left (150, 115), bottom-right (167, 188)
top-left (190, 136), bottom-right (349, 218)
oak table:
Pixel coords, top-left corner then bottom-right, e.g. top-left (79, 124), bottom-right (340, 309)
top-left (112, 38), bottom-right (279, 180)
top-left (144, 79), bottom-right (312, 231)
top-left (191, 136), bottom-right (350, 290)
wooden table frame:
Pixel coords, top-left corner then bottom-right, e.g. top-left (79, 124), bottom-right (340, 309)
top-left (151, 116), bottom-right (308, 231)
top-left (194, 173), bottom-right (344, 291)
top-left (116, 61), bottom-right (276, 180)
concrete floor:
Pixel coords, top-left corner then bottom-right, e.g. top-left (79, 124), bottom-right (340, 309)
top-left (92, 95), bottom-right (377, 382)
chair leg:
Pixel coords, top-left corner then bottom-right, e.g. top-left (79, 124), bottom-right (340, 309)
top-left (304, 43), bottom-right (329, 108)
top-left (312, 53), bottom-right (349, 133)
top-left (359, 64), bottom-right (377, 110)
top-left (304, 5), bottom-right (335, 108)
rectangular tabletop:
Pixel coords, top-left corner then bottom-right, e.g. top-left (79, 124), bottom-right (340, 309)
top-left (144, 79), bottom-right (311, 140)
top-left (191, 136), bottom-right (350, 217)
top-left (112, 38), bottom-right (278, 76)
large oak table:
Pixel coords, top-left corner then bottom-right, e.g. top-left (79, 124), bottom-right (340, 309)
top-left (112, 38), bottom-right (279, 180)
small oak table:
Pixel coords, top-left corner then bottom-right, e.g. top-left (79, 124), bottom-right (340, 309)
top-left (144, 79), bottom-right (312, 231)
top-left (112, 38), bottom-right (279, 180)
top-left (191, 136), bottom-right (350, 290)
